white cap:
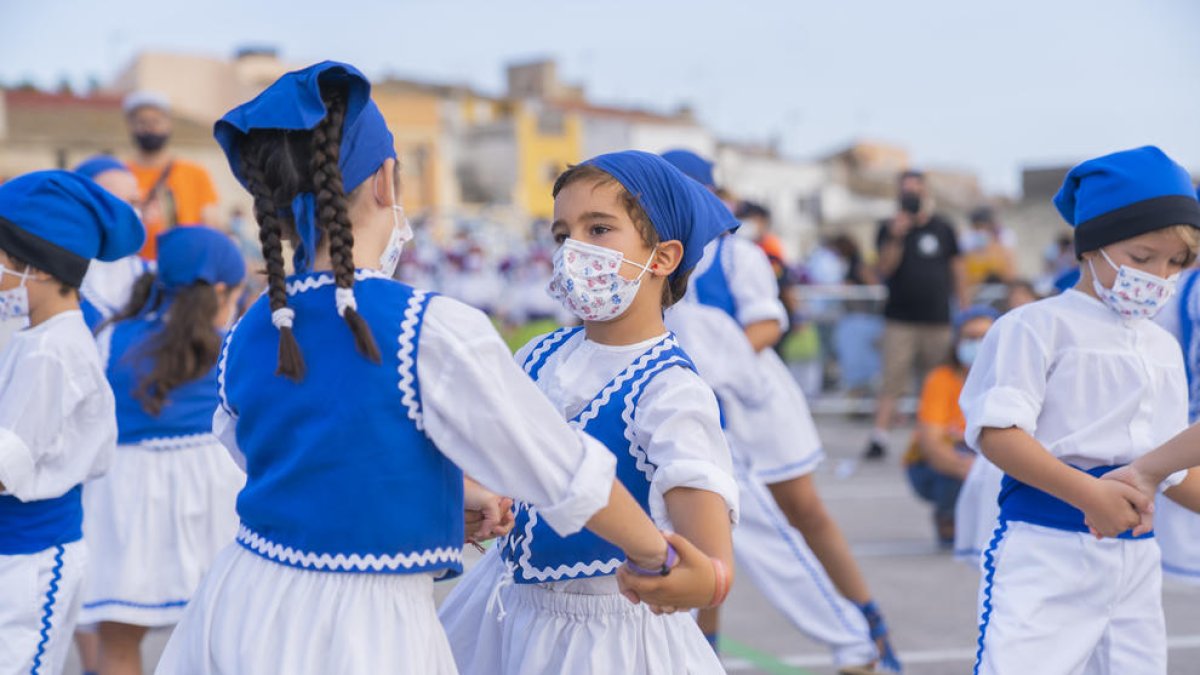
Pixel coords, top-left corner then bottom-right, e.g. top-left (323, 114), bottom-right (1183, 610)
top-left (122, 91), bottom-right (171, 115)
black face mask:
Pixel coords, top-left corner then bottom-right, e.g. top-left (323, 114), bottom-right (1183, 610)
top-left (133, 132), bottom-right (170, 153)
top-left (899, 192), bottom-right (922, 215)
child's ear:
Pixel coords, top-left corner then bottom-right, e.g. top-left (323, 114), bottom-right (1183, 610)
top-left (651, 240), bottom-right (684, 278)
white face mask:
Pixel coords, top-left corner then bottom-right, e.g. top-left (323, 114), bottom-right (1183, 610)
top-left (1088, 248), bottom-right (1179, 320)
top-left (0, 265), bottom-right (31, 322)
top-left (379, 204), bottom-right (413, 278)
top-left (547, 239), bottom-right (655, 322)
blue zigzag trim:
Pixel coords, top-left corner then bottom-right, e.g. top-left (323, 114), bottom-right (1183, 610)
top-left (973, 519), bottom-right (1009, 675)
top-left (32, 544), bottom-right (66, 675)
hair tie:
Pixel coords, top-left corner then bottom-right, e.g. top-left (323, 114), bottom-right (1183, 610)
top-left (271, 307), bottom-right (295, 330)
top-left (335, 287), bottom-right (358, 318)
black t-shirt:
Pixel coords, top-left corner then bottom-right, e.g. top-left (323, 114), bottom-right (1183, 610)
top-left (876, 214), bottom-right (959, 324)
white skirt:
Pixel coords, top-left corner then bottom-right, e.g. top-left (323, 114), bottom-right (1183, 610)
top-left (728, 349), bottom-right (824, 484)
top-left (80, 435), bottom-right (244, 626)
top-left (1156, 492), bottom-right (1200, 584)
top-left (0, 541), bottom-right (87, 675)
top-left (155, 544), bottom-right (457, 675)
top-left (439, 547), bottom-right (723, 675)
top-left (954, 454), bottom-right (1003, 568)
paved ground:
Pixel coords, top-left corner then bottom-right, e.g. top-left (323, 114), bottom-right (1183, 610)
top-left (65, 418), bottom-right (1200, 674)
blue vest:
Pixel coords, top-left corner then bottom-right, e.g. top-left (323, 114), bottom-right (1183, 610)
top-left (998, 465), bottom-right (1152, 540)
top-left (220, 271), bottom-right (464, 576)
top-left (691, 236), bottom-right (738, 321)
top-left (500, 328), bottom-right (695, 584)
top-left (0, 486), bottom-right (82, 555)
top-left (106, 315), bottom-right (223, 444)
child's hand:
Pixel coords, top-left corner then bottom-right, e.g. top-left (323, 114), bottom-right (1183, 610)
top-left (1080, 479), bottom-right (1152, 539)
top-left (1098, 465), bottom-right (1159, 537)
top-left (463, 478), bottom-right (515, 542)
top-left (616, 532), bottom-right (717, 612)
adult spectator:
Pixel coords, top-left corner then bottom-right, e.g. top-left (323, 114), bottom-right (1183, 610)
top-left (961, 206), bottom-right (1015, 291)
top-left (123, 91), bottom-right (220, 260)
top-left (866, 169), bottom-right (967, 460)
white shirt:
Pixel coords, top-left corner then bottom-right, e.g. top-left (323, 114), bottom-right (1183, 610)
top-left (688, 235), bottom-right (790, 330)
top-left (79, 256), bottom-right (150, 321)
top-left (214, 295), bottom-right (617, 538)
top-left (961, 290), bottom-right (1188, 485)
top-left (664, 303), bottom-right (765, 409)
top-left (0, 311), bottom-right (116, 501)
top-left (513, 330), bottom-right (739, 529)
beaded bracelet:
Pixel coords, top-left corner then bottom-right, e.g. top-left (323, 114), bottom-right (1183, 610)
top-left (625, 541), bottom-right (679, 577)
top-left (707, 557), bottom-right (731, 607)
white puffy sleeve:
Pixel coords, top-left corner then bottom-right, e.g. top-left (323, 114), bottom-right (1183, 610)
top-left (631, 367), bottom-right (739, 529)
top-left (727, 237), bottom-right (790, 330)
top-left (418, 297), bottom-right (616, 537)
top-left (665, 304), bottom-right (767, 408)
top-left (0, 350), bottom-right (110, 500)
top-left (211, 406), bottom-right (246, 471)
top-left (960, 313), bottom-right (1050, 451)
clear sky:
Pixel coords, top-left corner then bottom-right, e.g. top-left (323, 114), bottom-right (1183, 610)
top-left (2, 0), bottom-right (1197, 195)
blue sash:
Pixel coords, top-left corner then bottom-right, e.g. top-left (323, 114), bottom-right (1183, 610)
top-left (0, 485), bottom-right (83, 554)
top-left (998, 465), bottom-right (1152, 540)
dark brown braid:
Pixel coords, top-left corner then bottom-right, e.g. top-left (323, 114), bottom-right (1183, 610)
top-left (239, 139), bottom-right (306, 381)
top-left (310, 88), bottom-right (381, 363)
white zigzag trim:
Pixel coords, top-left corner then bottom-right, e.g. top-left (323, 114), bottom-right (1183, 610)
top-left (397, 290), bottom-right (427, 430)
top-left (512, 504), bottom-right (624, 582)
top-left (216, 313), bottom-right (246, 415)
top-left (237, 525), bottom-right (461, 572)
top-left (574, 336), bottom-right (676, 428)
top-left (523, 327), bottom-right (577, 374)
top-left (132, 433), bottom-right (218, 451)
top-left (285, 269), bottom-right (389, 296)
top-left (621, 354), bottom-right (691, 481)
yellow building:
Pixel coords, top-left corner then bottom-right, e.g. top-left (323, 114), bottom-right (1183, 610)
top-left (372, 82), bottom-right (449, 216)
top-left (512, 101), bottom-right (582, 219)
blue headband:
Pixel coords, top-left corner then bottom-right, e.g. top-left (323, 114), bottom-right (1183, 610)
top-left (0, 170), bottom-right (145, 287)
top-left (215, 61), bottom-right (396, 272)
top-left (955, 304), bottom-right (1000, 333)
top-left (74, 155), bottom-right (129, 180)
top-left (583, 151), bottom-right (738, 279)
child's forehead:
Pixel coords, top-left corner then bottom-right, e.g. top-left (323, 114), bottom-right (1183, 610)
top-left (553, 179), bottom-right (628, 220)
top-left (1122, 227), bottom-right (1191, 251)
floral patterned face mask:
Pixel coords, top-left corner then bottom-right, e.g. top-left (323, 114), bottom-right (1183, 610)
top-left (0, 265), bottom-right (31, 322)
top-left (546, 239), bottom-right (656, 322)
top-left (1089, 248), bottom-right (1178, 320)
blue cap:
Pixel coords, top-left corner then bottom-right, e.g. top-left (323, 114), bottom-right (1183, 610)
top-left (215, 61), bottom-right (396, 271)
top-left (156, 226), bottom-right (246, 290)
top-left (583, 150), bottom-right (738, 279)
top-left (0, 170), bottom-right (145, 287)
top-left (1053, 146), bottom-right (1200, 256)
top-left (661, 149), bottom-right (716, 189)
top-left (74, 155), bottom-right (129, 180)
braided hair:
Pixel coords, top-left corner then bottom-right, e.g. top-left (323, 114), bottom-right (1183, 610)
top-left (236, 82), bottom-right (380, 382)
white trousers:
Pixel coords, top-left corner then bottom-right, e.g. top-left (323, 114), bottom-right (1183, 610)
top-left (0, 541), bottom-right (86, 675)
top-left (733, 469), bottom-right (877, 667)
top-left (974, 520), bottom-right (1166, 675)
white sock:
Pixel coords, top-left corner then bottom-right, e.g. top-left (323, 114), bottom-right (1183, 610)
top-left (871, 428), bottom-right (890, 446)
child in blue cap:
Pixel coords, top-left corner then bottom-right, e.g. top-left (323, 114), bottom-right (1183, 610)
top-left (156, 63), bottom-right (716, 675)
top-left (78, 226), bottom-right (246, 675)
top-left (0, 170), bottom-right (144, 675)
top-left (961, 145), bottom-right (1200, 674)
top-left (439, 151), bottom-right (737, 674)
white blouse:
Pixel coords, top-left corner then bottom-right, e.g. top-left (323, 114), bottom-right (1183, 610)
top-left (0, 311), bottom-right (116, 501)
top-left (513, 329), bottom-right (739, 529)
top-left (961, 290), bottom-right (1187, 486)
top-left (688, 235), bottom-right (790, 330)
top-left (214, 295), bottom-right (617, 539)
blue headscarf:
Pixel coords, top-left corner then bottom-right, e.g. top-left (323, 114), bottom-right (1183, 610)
top-left (0, 170), bottom-right (145, 287)
top-left (214, 61), bottom-right (396, 272)
top-left (142, 226), bottom-right (246, 315)
top-left (660, 149), bottom-right (716, 189)
top-left (74, 155), bottom-right (130, 180)
top-left (582, 151), bottom-right (738, 279)
top-left (954, 304), bottom-right (1000, 334)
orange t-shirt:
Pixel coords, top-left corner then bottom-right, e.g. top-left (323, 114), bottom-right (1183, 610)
top-left (904, 365), bottom-right (967, 465)
top-left (128, 158), bottom-right (219, 260)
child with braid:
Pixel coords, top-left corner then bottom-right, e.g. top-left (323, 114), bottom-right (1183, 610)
top-left (155, 62), bottom-right (718, 675)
